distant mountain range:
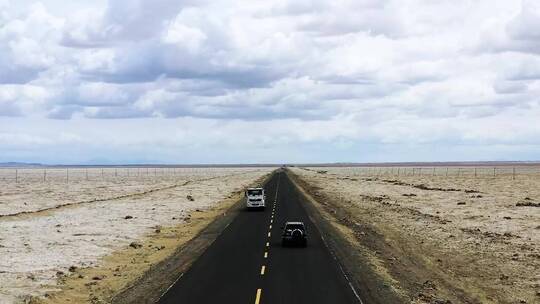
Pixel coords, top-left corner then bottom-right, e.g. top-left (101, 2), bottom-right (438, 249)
top-left (0, 162), bottom-right (44, 167)
top-left (1, 161), bottom-right (539, 168)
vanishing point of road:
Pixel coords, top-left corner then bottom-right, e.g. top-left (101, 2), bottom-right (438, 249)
top-left (159, 170), bottom-right (362, 304)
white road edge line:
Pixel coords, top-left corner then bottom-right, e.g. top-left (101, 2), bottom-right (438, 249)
top-left (318, 227), bottom-right (364, 304)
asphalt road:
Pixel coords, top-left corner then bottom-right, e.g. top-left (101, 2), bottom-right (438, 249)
top-left (159, 170), bottom-right (362, 304)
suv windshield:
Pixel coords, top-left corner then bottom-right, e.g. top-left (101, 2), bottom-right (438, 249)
top-left (247, 189), bottom-right (262, 196)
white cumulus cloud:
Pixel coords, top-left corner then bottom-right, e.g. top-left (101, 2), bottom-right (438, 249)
top-left (1, 0), bottom-right (540, 163)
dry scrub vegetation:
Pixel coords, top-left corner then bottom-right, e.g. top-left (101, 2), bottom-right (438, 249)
top-left (0, 167), bottom-right (272, 303)
top-left (291, 167), bottom-right (539, 304)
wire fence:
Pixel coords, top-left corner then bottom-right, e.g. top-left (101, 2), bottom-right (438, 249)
top-left (0, 167), bottom-right (268, 183)
top-left (2, 166), bottom-right (539, 183)
top-left (305, 166), bottom-right (540, 180)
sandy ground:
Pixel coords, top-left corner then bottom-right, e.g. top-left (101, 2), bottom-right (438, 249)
top-left (290, 167), bottom-right (540, 304)
top-left (0, 168), bottom-right (247, 216)
top-left (0, 168), bottom-right (272, 304)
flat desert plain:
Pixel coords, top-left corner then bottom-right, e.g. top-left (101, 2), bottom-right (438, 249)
top-left (290, 166), bottom-right (539, 304)
top-left (0, 167), bottom-right (273, 303)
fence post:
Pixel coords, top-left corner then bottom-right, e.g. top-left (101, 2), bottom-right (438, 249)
top-left (474, 168), bottom-right (477, 178)
top-left (115, 168), bottom-right (117, 177)
top-left (15, 169), bottom-right (18, 183)
top-left (446, 167), bottom-right (448, 177)
top-left (44, 169), bottom-right (46, 182)
top-left (493, 167), bottom-right (496, 177)
top-left (66, 168), bottom-right (69, 183)
top-left (101, 168), bottom-right (104, 180)
top-left (513, 167), bottom-right (515, 180)
top-left (433, 167), bottom-right (436, 176)
top-left (86, 168), bottom-right (88, 181)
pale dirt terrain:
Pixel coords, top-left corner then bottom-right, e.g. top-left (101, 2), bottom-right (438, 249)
top-left (290, 167), bottom-right (540, 304)
top-left (0, 167), bottom-right (273, 304)
top-left (0, 168), bottom-right (237, 216)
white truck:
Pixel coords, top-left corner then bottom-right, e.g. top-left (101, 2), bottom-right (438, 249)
top-left (245, 187), bottom-right (266, 209)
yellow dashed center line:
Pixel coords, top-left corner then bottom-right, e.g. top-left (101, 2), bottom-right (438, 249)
top-left (254, 180), bottom-right (279, 304)
top-left (255, 288), bottom-right (262, 304)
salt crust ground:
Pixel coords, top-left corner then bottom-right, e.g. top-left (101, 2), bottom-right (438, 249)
top-left (0, 168), bottom-right (272, 303)
top-left (291, 167), bottom-right (539, 303)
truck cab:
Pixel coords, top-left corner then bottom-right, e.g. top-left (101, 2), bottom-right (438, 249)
top-left (245, 187), bottom-right (265, 209)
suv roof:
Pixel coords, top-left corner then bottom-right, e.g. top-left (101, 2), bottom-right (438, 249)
top-left (247, 187), bottom-right (263, 190)
top-left (285, 221), bottom-right (304, 226)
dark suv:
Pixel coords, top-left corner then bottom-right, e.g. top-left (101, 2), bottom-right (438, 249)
top-left (281, 221), bottom-right (307, 247)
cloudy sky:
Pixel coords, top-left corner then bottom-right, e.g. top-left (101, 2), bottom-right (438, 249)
top-left (1, 0), bottom-right (539, 164)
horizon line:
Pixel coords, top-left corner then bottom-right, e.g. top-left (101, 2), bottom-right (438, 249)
top-left (2, 160), bottom-right (540, 168)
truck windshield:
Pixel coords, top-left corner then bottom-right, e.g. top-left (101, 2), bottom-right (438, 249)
top-left (247, 189), bottom-right (262, 196)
